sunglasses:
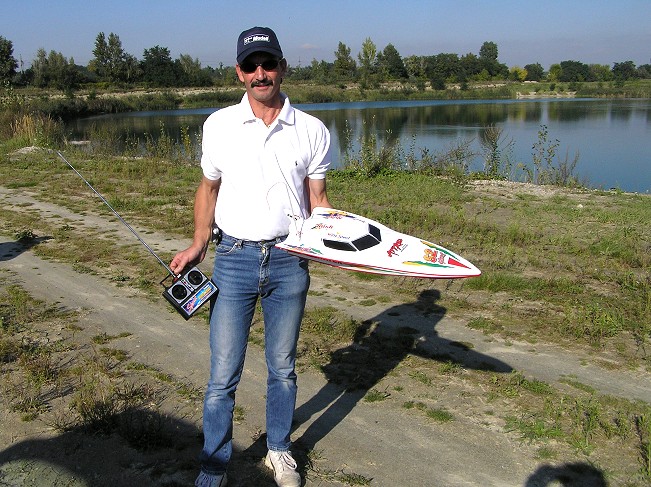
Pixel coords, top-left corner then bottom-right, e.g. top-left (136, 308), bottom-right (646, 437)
top-left (239, 58), bottom-right (282, 74)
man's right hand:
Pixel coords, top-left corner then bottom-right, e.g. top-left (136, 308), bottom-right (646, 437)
top-left (170, 245), bottom-right (205, 276)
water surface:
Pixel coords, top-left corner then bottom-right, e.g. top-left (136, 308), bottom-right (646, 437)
top-left (70, 98), bottom-right (651, 193)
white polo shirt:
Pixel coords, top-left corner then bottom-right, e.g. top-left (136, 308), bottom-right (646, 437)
top-left (200, 93), bottom-right (331, 241)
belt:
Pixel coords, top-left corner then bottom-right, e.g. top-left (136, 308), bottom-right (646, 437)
top-left (221, 232), bottom-right (287, 247)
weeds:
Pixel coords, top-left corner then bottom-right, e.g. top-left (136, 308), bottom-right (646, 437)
top-left (479, 125), bottom-right (514, 179)
top-left (14, 228), bottom-right (36, 243)
top-left (408, 370), bottom-right (432, 386)
top-left (11, 395), bottom-right (49, 421)
top-left (10, 113), bottom-right (66, 147)
top-left (426, 408), bottom-right (454, 422)
top-left (637, 413), bottom-right (651, 480)
top-left (100, 347), bottom-right (129, 362)
top-left (300, 306), bottom-right (358, 345)
top-left (563, 303), bottom-right (624, 346)
top-left (337, 472), bottom-right (373, 485)
top-left (1, 121), bottom-right (650, 482)
top-left (339, 117), bottom-right (477, 179)
top-left (439, 360), bottom-right (463, 375)
top-left (505, 414), bottom-right (564, 442)
top-left (303, 447), bottom-right (373, 485)
top-left (92, 331), bottom-right (132, 344)
top-left (571, 397), bottom-right (602, 452)
top-left (559, 377), bottom-right (597, 394)
top-left (340, 118), bottom-right (400, 177)
top-left (403, 401), bottom-right (454, 423)
top-left (520, 124), bottom-right (581, 187)
top-left (364, 388), bottom-right (390, 402)
top-left (79, 119), bottom-right (203, 163)
top-left (0, 277), bottom-right (203, 462)
top-left (20, 343), bottom-right (60, 385)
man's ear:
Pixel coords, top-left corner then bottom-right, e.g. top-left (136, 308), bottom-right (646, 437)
top-left (279, 59), bottom-right (288, 83)
top-left (235, 64), bottom-right (245, 83)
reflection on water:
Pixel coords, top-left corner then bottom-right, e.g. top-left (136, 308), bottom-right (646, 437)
top-left (68, 99), bottom-right (651, 193)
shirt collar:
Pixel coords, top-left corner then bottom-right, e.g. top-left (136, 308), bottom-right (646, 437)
top-left (238, 92), bottom-right (295, 126)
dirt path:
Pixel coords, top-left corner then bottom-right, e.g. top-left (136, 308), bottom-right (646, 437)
top-left (1, 185), bottom-right (648, 486)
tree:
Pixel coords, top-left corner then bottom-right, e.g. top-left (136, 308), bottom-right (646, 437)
top-left (178, 54), bottom-right (212, 86)
top-left (424, 53), bottom-right (462, 87)
top-left (403, 55), bottom-right (425, 79)
top-left (612, 61), bottom-right (638, 81)
top-left (524, 63), bottom-right (544, 81)
top-left (211, 63), bottom-right (237, 87)
top-left (479, 41), bottom-right (499, 63)
top-left (141, 45), bottom-right (179, 87)
top-left (0, 36), bottom-right (18, 83)
top-left (123, 53), bottom-right (142, 83)
top-left (478, 41), bottom-right (507, 78)
top-left (357, 37), bottom-right (377, 86)
top-left (106, 33), bottom-right (128, 82)
top-left (509, 66), bottom-right (527, 82)
top-left (333, 42), bottom-right (356, 81)
top-left (47, 51), bottom-right (80, 92)
top-left (460, 52), bottom-right (482, 79)
top-left (559, 60), bottom-right (592, 82)
top-left (90, 32), bottom-right (129, 83)
top-left (30, 48), bottom-right (80, 91)
top-left (309, 58), bottom-right (332, 84)
top-left (548, 63), bottom-right (561, 82)
top-left (589, 64), bottom-right (613, 82)
top-left (637, 64), bottom-right (651, 79)
top-left (32, 48), bottom-right (49, 87)
top-left (377, 44), bottom-right (407, 80)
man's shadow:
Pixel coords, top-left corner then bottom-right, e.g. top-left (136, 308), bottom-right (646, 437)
top-left (0, 406), bottom-right (280, 487)
top-left (292, 288), bottom-right (513, 452)
top-left (0, 407), bottom-right (201, 486)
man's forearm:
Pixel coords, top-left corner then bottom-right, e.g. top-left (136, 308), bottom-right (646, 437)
top-left (192, 177), bottom-right (221, 250)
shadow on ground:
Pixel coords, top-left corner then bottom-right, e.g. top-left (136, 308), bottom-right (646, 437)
top-left (525, 462), bottom-right (608, 486)
top-left (294, 289), bottom-right (513, 457)
top-left (0, 407), bottom-right (278, 487)
top-left (0, 235), bottom-right (52, 262)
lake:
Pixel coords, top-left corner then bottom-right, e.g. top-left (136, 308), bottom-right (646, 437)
top-left (69, 98), bottom-right (651, 193)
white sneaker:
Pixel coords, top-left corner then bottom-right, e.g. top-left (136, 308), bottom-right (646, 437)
top-left (265, 450), bottom-right (301, 487)
top-left (195, 471), bottom-right (227, 487)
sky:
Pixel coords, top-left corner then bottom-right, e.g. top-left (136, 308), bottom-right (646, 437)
top-left (2, 0), bottom-right (650, 70)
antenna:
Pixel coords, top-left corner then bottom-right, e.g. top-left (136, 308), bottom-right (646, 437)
top-left (56, 150), bottom-right (177, 277)
top-left (55, 150), bottom-right (218, 320)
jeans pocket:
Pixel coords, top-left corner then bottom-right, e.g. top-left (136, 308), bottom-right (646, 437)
top-left (215, 240), bottom-right (240, 256)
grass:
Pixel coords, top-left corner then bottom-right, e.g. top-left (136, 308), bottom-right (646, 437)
top-left (92, 331), bottom-right (133, 344)
top-left (426, 408), bottom-right (454, 422)
top-left (402, 401), bottom-right (454, 423)
top-left (1, 133), bottom-right (650, 483)
top-left (638, 413), bottom-right (651, 481)
top-left (505, 414), bottom-right (564, 442)
top-left (0, 277), bottom-right (203, 458)
top-left (4, 133), bottom-right (649, 351)
top-left (408, 370), bottom-right (432, 386)
top-left (363, 388), bottom-right (391, 403)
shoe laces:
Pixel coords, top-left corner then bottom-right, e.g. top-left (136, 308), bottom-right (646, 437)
top-left (273, 450), bottom-right (298, 471)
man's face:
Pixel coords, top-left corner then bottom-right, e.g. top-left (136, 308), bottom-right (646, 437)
top-left (236, 53), bottom-right (287, 105)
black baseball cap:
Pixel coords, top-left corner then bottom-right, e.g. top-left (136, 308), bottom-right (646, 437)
top-left (236, 27), bottom-right (283, 64)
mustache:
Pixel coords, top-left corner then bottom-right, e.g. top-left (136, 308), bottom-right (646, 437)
top-left (251, 79), bottom-right (273, 87)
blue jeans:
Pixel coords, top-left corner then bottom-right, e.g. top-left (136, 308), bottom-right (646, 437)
top-left (198, 233), bottom-right (310, 475)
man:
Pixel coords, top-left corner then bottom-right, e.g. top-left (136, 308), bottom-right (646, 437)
top-left (170, 27), bottom-right (332, 487)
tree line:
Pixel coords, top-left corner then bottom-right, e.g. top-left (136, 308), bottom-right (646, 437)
top-left (1, 32), bottom-right (650, 93)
